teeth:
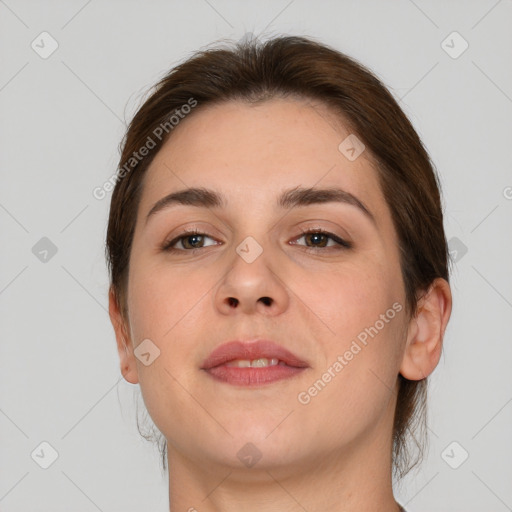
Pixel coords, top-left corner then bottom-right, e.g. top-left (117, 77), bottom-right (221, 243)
top-left (225, 358), bottom-right (280, 368)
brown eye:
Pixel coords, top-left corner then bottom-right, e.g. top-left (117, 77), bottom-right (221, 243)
top-left (292, 230), bottom-right (352, 250)
top-left (163, 231), bottom-right (219, 251)
top-left (181, 234), bottom-right (206, 249)
top-left (304, 232), bottom-right (329, 247)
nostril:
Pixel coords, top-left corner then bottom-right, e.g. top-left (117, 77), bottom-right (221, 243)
top-left (227, 297), bottom-right (239, 307)
top-left (259, 296), bottom-right (272, 306)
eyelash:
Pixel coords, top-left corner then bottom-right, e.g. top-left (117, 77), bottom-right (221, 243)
top-left (161, 228), bottom-right (352, 253)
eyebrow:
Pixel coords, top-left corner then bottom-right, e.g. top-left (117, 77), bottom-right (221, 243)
top-left (145, 186), bottom-right (376, 226)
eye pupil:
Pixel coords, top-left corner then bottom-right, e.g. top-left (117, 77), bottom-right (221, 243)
top-left (183, 234), bottom-right (204, 249)
top-left (307, 233), bottom-right (327, 247)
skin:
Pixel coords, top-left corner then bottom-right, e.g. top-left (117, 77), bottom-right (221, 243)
top-left (109, 97), bottom-right (452, 512)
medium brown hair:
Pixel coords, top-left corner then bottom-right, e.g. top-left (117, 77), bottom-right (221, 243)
top-left (106, 35), bottom-right (450, 479)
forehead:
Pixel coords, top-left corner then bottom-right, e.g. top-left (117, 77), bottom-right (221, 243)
top-left (140, 98), bottom-right (388, 222)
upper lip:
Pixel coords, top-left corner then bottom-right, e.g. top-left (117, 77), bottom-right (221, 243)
top-left (201, 340), bottom-right (309, 370)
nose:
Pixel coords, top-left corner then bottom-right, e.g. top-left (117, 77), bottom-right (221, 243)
top-left (214, 240), bottom-right (290, 316)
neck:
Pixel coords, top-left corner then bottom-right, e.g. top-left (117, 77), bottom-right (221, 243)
top-left (167, 408), bottom-right (401, 512)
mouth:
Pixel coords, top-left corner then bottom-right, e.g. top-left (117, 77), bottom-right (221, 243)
top-left (201, 340), bottom-right (309, 387)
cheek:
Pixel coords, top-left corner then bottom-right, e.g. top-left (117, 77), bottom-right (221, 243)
top-left (297, 257), bottom-right (400, 342)
top-left (127, 258), bottom-right (211, 342)
top-left (125, 261), bottom-right (212, 433)
top-left (295, 257), bottom-right (405, 401)
top-left (125, 259), bottom-right (213, 400)
top-left (295, 269), bottom-right (405, 446)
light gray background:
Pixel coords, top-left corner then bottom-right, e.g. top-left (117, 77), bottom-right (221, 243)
top-left (1, 1), bottom-right (511, 511)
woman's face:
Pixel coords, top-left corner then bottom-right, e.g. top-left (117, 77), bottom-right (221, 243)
top-left (120, 98), bottom-right (410, 471)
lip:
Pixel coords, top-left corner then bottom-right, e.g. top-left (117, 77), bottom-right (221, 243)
top-left (201, 340), bottom-right (309, 387)
top-left (201, 340), bottom-right (309, 370)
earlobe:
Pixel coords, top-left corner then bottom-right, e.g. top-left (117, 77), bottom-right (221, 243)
top-left (108, 287), bottom-right (139, 385)
top-left (400, 278), bottom-right (452, 381)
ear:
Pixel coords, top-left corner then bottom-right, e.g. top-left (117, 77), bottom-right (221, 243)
top-left (108, 286), bottom-right (139, 384)
top-left (400, 278), bottom-right (452, 380)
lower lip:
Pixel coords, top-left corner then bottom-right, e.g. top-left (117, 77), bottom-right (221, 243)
top-left (204, 364), bottom-right (306, 386)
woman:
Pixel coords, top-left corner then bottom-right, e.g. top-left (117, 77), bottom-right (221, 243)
top-left (106, 35), bottom-right (452, 511)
